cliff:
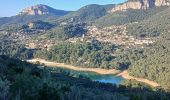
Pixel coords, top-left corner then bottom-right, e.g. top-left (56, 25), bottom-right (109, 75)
top-left (111, 0), bottom-right (170, 13)
top-left (18, 4), bottom-right (70, 16)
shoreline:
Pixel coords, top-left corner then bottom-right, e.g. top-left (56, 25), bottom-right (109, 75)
top-left (27, 58), bottom-right (160, 87)
top-left (117, 70), bottom-right (160, 87)
top-left (27, 58), bottom-right (120, 75)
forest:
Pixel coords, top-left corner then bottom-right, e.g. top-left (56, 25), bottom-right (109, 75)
top-left (0, 41), bottom-right (33, 59)
top-left (128, 34), bottom-right (170, 89)
top-left (34, 41), bottom-right (134, 70)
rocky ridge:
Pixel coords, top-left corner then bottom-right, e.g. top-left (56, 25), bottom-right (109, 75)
top-left (18, 4), bottom-right (70, 16)
top-left (111, 0), bottom-right (170, 13)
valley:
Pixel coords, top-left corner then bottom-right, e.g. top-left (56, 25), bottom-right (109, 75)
top-left (0, 0), bottom-right (170, 99)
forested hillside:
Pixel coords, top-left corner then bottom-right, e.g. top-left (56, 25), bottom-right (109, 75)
top-left (0, 15), bottom-right (58, 27)
top-left (55, 4), bottom-right (111, 24)
top-left (37, 23), bottom-right (87, 40)
top-left (127, 6), bottom-right (170, 37)
top-left (95, 6), bottom-right (167, 26)
top-left (34, 42), bottom-right (125, 69)
top-left (0, 41), bottom-right (33, 59)
top-left (0, 55), bottom-right (170, 100)
top-left (128, 34), bottom-right (170, 89)
top-left (34, 41), bottom-right (150, 70)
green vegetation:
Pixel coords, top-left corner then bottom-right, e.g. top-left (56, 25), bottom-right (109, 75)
top-left (34, 41), bottom-right (148, 70)
top-left (0, 15), bottom-right (59, 27)
top-left (27, 20), bottom-right (54, 30)
top-left (56, 4), bottom-right (107, 24)
top-left (95, 6), bottom-right (167, 27)
top-left (34, 42), bottom-right (121, 69)
top-left (128, 34), bottom-right (170, 89)
top-left (34, 42), bottom-right (132, 69)
top-left (40, 23), bottom-right (87, 40)
top-left (0, 55), bottom-right (170, 100)
top-left (127, 7), bottom-right (170, 37)
top-left (0, 41), bottom-right (33, 59)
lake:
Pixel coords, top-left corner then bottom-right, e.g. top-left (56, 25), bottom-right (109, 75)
top-left (92, 75), bottom-right (125, 85)
top-left (49, 67), bottom-right (125, 85)
top-left (79, 72), bottom-right (125, 84)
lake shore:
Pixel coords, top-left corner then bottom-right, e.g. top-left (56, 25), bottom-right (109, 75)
top-left (27, 58), bottom-right (160, 87)
top-left (27, 58), bottom-right (120, 75)
top-left (117, 70), bottom-right (160, 87)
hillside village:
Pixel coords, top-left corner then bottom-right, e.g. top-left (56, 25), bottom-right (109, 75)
top-left (0, 23), bottom-right (155, 49)
top-left (68, 25), bottom-right (154, 48)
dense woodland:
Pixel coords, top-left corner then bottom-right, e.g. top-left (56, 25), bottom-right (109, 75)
top-left (34, 41), bottom-right (134, 70)
top-left (40, 23), bottom-right (87, 40)
top-left (95, 6), bottom-right (167, 27)
top-left (128, 34), bottom-right (170, 89)
top-left (0, 41), bottom-right (33, 59)
top-left (127, 7), bottom-right (170, 37)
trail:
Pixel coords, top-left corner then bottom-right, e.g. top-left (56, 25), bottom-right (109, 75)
top-left (27, 59), bottom-right (160, 87)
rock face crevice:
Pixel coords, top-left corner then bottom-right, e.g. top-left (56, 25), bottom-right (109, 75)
top-left (111, 0), bottom-right (170, 13)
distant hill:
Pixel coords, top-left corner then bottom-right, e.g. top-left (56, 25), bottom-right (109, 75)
top-left (56, 4), bottom-right (114, 24)
top-left (0, 15), bottom-right (56, 26)
top-left (0, 4), bottom-right (71, 26)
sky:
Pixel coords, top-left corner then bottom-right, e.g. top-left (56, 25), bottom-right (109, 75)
top-left (0, 0), bottom-right (126, 17)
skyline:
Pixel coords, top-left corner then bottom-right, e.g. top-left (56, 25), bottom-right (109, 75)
top-left (0, 0), bottom-right (126, 17)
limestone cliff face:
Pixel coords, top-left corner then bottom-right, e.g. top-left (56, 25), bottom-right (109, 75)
top-left (111, 0), bottom-right (170, 13)
top-left (18, 4), bottom-right (69, 16)
top-left (18, 4), bottom-right (51, 15)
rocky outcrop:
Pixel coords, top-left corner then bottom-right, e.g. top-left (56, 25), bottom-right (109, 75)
top-left (155, 0), bottom-right (170, 6)
top-left (111, 0), bottom-right (170, 13)
top-left (18, 4), bottom-right (70, 16)
top-left (18, 4), bottom-right (52, 15)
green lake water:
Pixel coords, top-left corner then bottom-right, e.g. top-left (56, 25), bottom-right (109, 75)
top-left (49, 67), bottom-right (125, 85)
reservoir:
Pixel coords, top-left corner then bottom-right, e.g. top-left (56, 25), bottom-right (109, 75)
top-left (93, 75), bottom-right (125, 85)
top-left (49, 67), bottom-right (125, 85)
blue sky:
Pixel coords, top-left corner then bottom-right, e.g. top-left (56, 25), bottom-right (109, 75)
top-left (0, 0), bottom-right (126, 17)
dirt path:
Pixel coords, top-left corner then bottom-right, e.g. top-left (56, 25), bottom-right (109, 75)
top-left (27, 59), bottom-right (160, 87)
top-left (117, 70), bottom-right (160, 87)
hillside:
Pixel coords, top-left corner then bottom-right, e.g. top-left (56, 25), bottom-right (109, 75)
top-left (0, 15), bottom-right (57, 26)
top-left (128, 34), bottom-right (170, 89)
top-left (95, 6), bottom-right (167, 26)
top-left (55, 4), bottom-right (108, 24)
top-left (127, 6), bottom-right (170, 37)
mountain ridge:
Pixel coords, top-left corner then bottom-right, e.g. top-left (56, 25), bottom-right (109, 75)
top-left (110, 0), bottom-right (170, 13)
